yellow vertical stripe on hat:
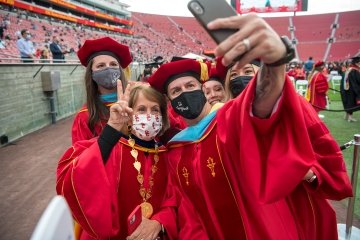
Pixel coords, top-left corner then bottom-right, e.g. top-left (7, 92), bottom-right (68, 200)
top-left (199, 61), bottom-right (209, 82)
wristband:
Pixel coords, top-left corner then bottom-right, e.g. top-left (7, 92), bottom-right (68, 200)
top-left (266, 36), bottom-right (295, 67)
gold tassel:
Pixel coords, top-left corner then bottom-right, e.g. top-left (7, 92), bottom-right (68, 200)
top-left (123, 66), bottom-right (132, 80)
top-left (198, 61), bottom-right (209, 82)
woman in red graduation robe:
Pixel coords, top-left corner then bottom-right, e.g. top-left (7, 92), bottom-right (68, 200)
top-left (71, 37), bottom-right (130, 144)
top-left (306, 61), bottom-right (329, 113)
top-left (57, 84), bottom-right (179, 240)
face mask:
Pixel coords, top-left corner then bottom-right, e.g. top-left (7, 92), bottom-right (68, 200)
top-left (92, 68), bottom-right (121, 90)
top-left (170, 90), bottom-right (207, 120)
top-left (132, 114), bottom-right (163, 141)
top-left (229, 76), bottom-right (253, 98)
top-left (100, 92), bottom-right (117, 103)
top-left (25, 35), bottom-right (31, 40)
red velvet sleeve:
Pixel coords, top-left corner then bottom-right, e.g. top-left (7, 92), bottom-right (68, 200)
top-left (217, 74), bottom-right (352, 204)
top-left (299, 97), bottom-right (352, 199)
top-left (56, 139), bottom-right (120, 238)
top-left (71, 111), bottom-right (94, 144)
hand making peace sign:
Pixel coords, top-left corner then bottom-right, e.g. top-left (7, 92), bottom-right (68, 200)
top-left (107, 80), bottom-right (134, 133)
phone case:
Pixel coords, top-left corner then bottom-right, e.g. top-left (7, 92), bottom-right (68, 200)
top-left (188, 0), bottom-right (238, 44)
top-left (127, 205), bottom-right (142, 235)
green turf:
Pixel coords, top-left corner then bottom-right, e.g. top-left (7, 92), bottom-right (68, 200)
top-left (320, 82), bottom-right (360, 219)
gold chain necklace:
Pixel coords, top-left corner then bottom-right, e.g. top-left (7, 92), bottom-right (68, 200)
top-left (128, 127), bottom-right (159, 218)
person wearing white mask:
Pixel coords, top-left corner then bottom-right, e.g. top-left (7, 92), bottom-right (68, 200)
top-left (56, 83), bottom-right (182, 240)
top-left (16, 29), bottom-right (35, 62)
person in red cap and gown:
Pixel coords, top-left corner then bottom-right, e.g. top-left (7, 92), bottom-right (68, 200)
top-left (147, 13), bottom-right (352, 240)
top-left (71, 37), bottom-right (131, 144)
top-left (202, 58), bottom-right (227, 106)
top-left (224, 59), bottom-right (261, 100)
top-left (56, 38), bottom-right (183, 240)
top-left (306, 61), bottom-right (329, 113)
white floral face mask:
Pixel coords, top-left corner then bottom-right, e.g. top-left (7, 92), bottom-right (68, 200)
top-left (132, 114), bottom-right (162, 141)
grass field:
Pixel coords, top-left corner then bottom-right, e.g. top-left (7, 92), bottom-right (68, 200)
top-left (319, 84), bottom-right (360, 218)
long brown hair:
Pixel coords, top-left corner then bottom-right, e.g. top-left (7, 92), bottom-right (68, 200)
top-left (85, 59), bottom-right (128, 133)
top-left (128, 85), bottom-right (169, 136)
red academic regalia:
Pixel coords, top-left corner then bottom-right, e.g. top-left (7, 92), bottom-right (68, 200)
top-left (56, 138), bottom-right (178, 240)
top-left (307, 71), bottom-right (329, 112)
top-left (159, 103), bottom-right (188, 144)
top-left (287, 68), bottom-right (305, 80)
top-left (71, 103), bottom-right (113, 144)
top-left (167, 75), bottom-right (352, 239)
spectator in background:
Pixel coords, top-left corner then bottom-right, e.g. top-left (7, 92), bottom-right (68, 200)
top-left (0, 39), bottom-right (6, 49)
top-left (16, 29), bottom-right (35, 63)
top-left (40, 45), bottom-right (50, 63)
top-left (288, 63), bottom-right (306, 81)
top-left (15, 30), bottom-right (21, 40)
top-left (304, 56), bottom-right (314, 78)
top-left (35, 48), bottom-right (42, 59)
top-left (305, 61), bottom-right (329, 113)
top-left (50, 36), bottom-right (65, 63)
top-left (0, 21), bottom-right (5, 39)
top-left (341, 55), bottom-right (360, 122)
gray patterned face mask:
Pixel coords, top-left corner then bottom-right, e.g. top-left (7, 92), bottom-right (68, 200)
top-left (92, 68), bottom-right (121, 90)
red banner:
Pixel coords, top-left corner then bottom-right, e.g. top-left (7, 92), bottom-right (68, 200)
top-left (238, 0), bottom-right (303, 13)
top-left (0, 0), bottom-right (133, 35)
top-left (48, 0), bottom-right (133, 26)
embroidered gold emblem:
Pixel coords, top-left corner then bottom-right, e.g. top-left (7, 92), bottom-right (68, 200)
top-left (182, 167), bottom-right (190, 186)
top-left (207, 157), bottom-right (216, 177)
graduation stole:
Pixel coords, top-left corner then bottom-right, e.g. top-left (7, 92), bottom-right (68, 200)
top-left (305, 71), bottom-right (319, 102)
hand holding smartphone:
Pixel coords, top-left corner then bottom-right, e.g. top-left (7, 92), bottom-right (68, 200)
top-left (187, 0), bottom-right (238, 44)
top-left (127, 205), bottom-right (142, 235)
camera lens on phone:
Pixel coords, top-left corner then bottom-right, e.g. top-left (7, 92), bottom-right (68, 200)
top-left (189, 2), bottom-right (204, 15)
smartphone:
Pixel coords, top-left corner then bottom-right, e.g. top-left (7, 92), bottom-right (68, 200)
top-left (188, 0), bottom-right (238, 44)
top-left (127, 205), bottom-right (142, 235)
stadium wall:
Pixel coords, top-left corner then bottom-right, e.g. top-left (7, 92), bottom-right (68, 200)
top-left (0, 64), bottom-right (86, 144)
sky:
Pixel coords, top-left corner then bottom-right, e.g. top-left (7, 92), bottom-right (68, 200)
top-left (120, 0), bottom-right (360, 17)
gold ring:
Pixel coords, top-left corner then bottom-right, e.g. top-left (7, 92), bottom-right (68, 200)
top-left (243, 38), bottom-right (251, 52)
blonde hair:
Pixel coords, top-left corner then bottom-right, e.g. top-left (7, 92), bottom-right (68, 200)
top-left (224, 70), bottom-right (234, 101)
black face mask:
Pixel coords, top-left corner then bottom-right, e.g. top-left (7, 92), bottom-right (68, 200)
top-left (229, 76), bottom-right (253, 98)
top-left (171, 90), bottom-right (207, 120)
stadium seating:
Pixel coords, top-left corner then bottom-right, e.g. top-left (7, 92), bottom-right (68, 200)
top-left (0, 5), bottom-right (359, 63)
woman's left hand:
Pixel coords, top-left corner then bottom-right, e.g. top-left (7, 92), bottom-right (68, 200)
top-left (127, 218), bottom-right (162, 240)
